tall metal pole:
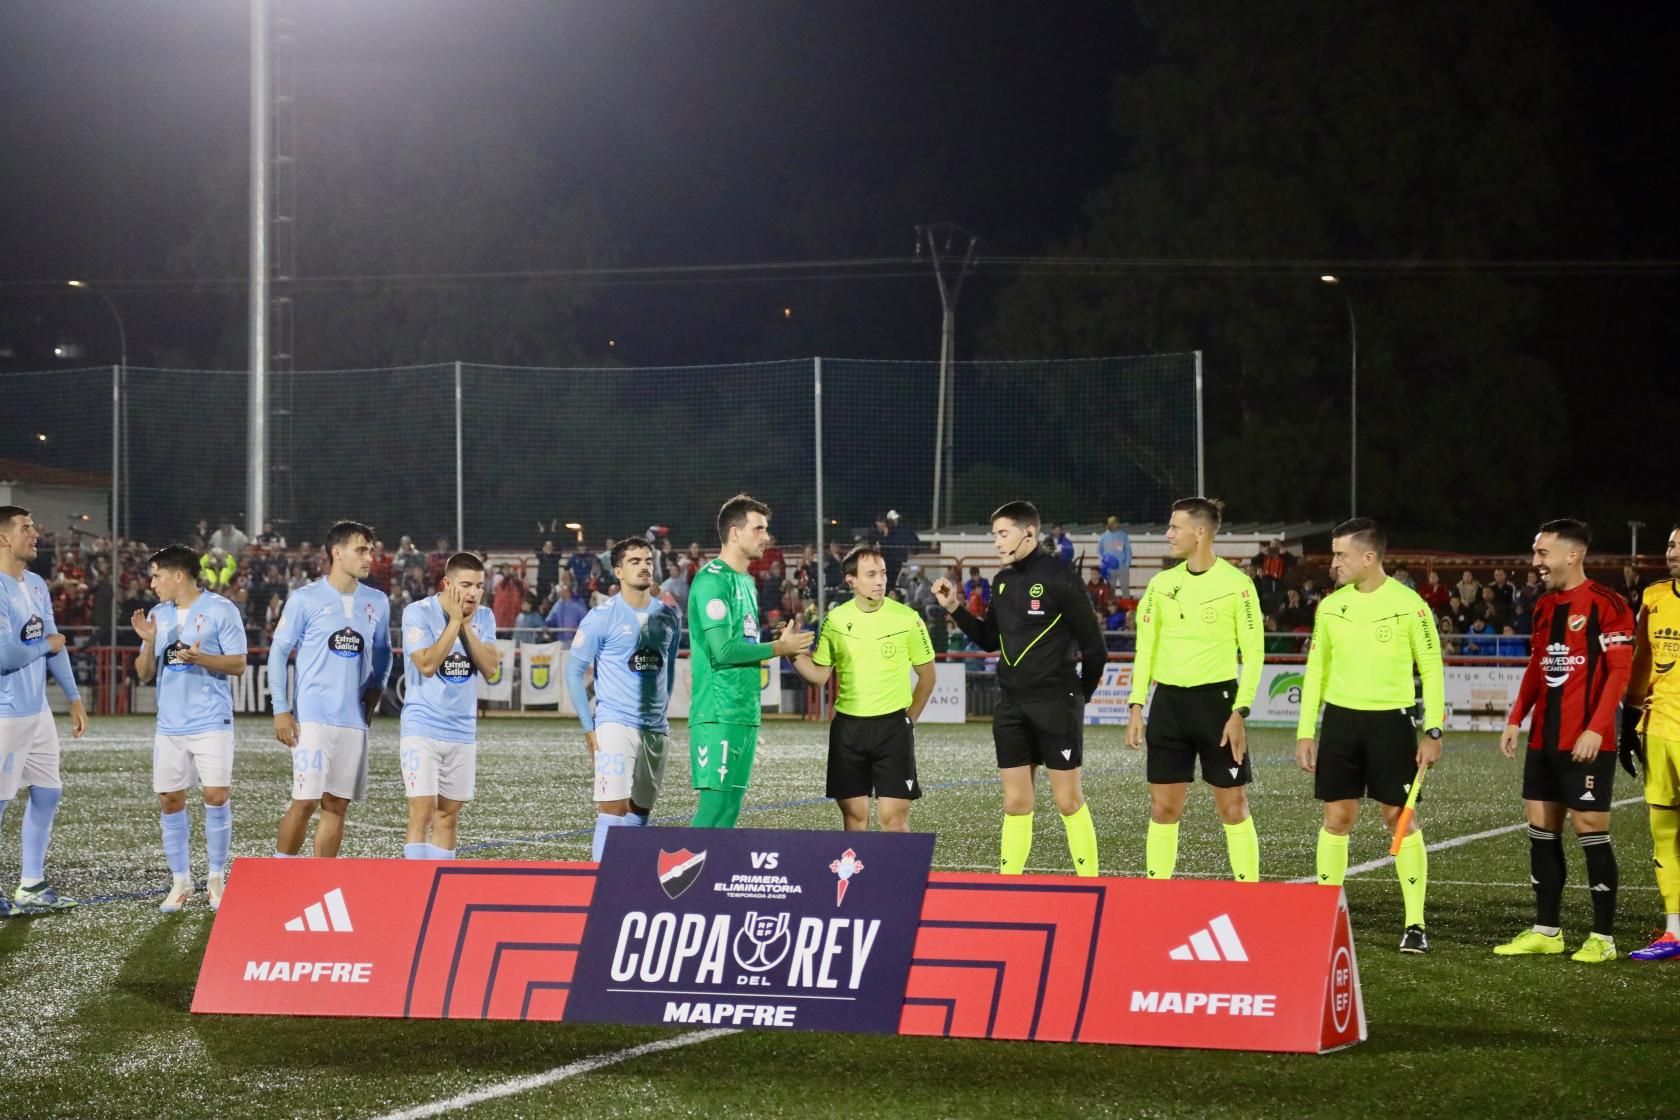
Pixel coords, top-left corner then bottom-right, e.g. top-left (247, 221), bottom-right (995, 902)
top-left (246, 0), bottom-right (269, 539)
top-left (454, 361), bottom-right (465, 550)
top-left (917, 224), bottom-right (977, 532)
top-left (1193, 350), bottom-right (1205, 495)
top-left (812, 357), bottom-right (827, 719)
top-left (110, 364), bottom-right (120, 715)
top-left (1345, 291), bottom-right (1358, 518)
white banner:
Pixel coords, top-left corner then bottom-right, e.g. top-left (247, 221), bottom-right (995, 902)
top-left (1443, 664), bottom-right (1524, 731)
top-left (1089, 662), bottom-right (1301, 727)
top-left (520, 642), bottom-right (566, 708)
top-left (917, 662), bottom-right (968, 724)
top-left (1084, 662), bottom-right (1138, 725)
top-left (479, 639), bottom-right (515, 703)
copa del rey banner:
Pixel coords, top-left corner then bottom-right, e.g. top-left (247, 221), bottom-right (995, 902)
top-left (192, 847), bottom-right (1363, 1053)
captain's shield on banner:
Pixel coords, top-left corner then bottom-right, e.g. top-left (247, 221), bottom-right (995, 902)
top-left (569, 827), bottom-right (934, 1034)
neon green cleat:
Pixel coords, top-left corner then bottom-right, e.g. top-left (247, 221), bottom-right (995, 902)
top-left (13, 881), bottom-right (78, 913)
top-left (1492, 929), bottom-right (1565, 956)
top-left (1570, 934), bottom-right (1618, 964)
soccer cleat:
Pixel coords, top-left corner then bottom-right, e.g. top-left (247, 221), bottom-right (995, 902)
top-left (13, 881), bottom-right (78, 913)
top-left (0, 896), bottom-right (15, 920)
top-left (207, 873), bottom-right (225, 913)
top-left (1492, 929), bottom-right (1565, 956)
top-left (1570, 934), bottom-right (1617, 964)
top-left (1627, 932), bottom-right (1680, 962)
top-left (1399, 925), bottom-right (1429, 954)
top-left (159, 878), bottom-right (193, 914)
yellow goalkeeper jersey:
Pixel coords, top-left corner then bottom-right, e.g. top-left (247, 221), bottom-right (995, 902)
top-left (1633, 579), bottom-right (1680, 740)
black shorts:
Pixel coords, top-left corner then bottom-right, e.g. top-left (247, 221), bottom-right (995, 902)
top-left (993, 693), bottom-right (1084, 771)
top-left (1314, 704), bottom-right (1419, 806)
top-left (827, 710), bottom-right (920, 801)
top-left (1146, 681), bottom-right (1249, 788)
top-left (1522, 744), bottom-right (1616, 812)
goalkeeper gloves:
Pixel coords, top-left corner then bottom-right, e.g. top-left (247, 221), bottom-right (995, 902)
top-left (1619, 704), bottom-right (1646, 779)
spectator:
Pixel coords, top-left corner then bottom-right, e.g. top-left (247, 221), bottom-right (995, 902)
top-left (395, 535), bottom-right (425, 587)
top-left (1419, 568), bottom-right (1451, 614)
top-left (191, 518), bottom-right (211, 551)
top-left (1253, 539), bottom-right (1294, 607)
top-left (1300, 576), bottom-right (1323, 607)
top-left (757, 559), bottom-right (787, 619)
top-left (1463, 617), bottom-right (1497, 658)
top-left (492, 567), bottom-right (525, 629)
top-left (534, 539), bottom-right (561, 599)
top-left (794, 544), bottom-right (818, 600)
top-left (926, 606), bottom-right (950, 655)
top-left (1472, 585), bottom-right (1511, 631)
top-left (899, 564), bottom-right (937, 615)
top-left (883, 511), bottom-right (920, 585)
top-left (568, 540), bottom-right (598, 591)
top-left (822, 540), bottom-right (847, 597)
top-left (1496, 625), bottom-right (1527, 659)
top-left (264, 593), bottom-right (285, 640)
top-left (199, 547), bottom-right (237, 589)
top-left (1622, 563), bottom-right (1644, 611)
top-left (660, 557), bottom-right (693, 609)
top-left (1454, 569), bottom-right (1481, 609)
top-left (1098, 515), bottom-right (1133, 595)
top-left (209, 519), bottom-right (250, 559)
top-left (426, 537), bottom-right (451, 587)
top-left (544, 584), bottom-right (588, 645)
top-left (1085, 571), bottom-right (1114, 618)
top-left (1446, 593), bottom-right (1473, 635)
top-left (1436, 613), bottom-right (1456, 648)
top-left (368, 539), bottom-right (394, 592)
top-left (1517, 569), bottom-right (1543, 615)
top-left (513, 595), bottom-right (547, 644)
top-left (1278, 587), bottom-right (1314, 631)
top-left (1393, 564), bottom-right (1417, 591)
top-left (1047, 523), bottom-right (1075, 566)
top-left (254, 521), bottom-right (287, 550)
top-left (686, 540), bottom-right (706, 570)
top-left (1488, 567), bottom-right (1516, 608)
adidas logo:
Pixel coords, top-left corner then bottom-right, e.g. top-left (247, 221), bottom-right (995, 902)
top-left (1590, 883), bottom-right (1612, 892)
top-left (283, 887), bottom-right (354, 933)
top-left (1168, 913), bottom-right (1249, 962)
top-left (1579, 791), bottom-right (1595, 802)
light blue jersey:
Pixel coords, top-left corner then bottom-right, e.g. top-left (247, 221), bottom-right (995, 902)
top-left (149, 591), bottom-right (248, 736)
top-left (0, 569), bottom-right (79, 717)
top-left (565, 595), bottom-right (681, 733)
top-left (269, 578), bottom-right (391, 729)
top-left (401, 596), bottom-right (497, 744)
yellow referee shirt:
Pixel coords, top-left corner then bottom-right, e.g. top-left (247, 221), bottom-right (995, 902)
top-left (1128, 557), bottom-right (1264, 709)
top-left (812, 598), bottom-right (936, 717)
top-left (1296, 576), bottom-right (1445, 739)
top-left (1632, 579), bottom-right (1680, 740)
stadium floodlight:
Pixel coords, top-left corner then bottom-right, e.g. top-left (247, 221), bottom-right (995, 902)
top-left (564, 521), bottom-right (584, 544)
top-left (1319, 274), bottom-right (1339, 284)
top-left (35, 433), bottom-right (48, 443)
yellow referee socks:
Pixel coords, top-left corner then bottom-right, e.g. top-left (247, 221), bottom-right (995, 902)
top-left (1000, 812), bottom-right (1033, 875)
top-left (1145, 820), bottom-right (1179, 880)
top-left (1651, 806), bottom-right (1680, 919)
top-left (1316, 827), bottom-right (1349, 886)
top-left (1061, 803), bottom-right (1098, 877)
top-left (1396, 828), bottom-right (1428, 928)
top-left (1224, 816), bottom-right (1260, 883)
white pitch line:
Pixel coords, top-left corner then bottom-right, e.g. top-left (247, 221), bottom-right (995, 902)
top-left (368, 1029), bottom-right (739, 1120)
top-left (1286, 796), bottom-right (1647, 883)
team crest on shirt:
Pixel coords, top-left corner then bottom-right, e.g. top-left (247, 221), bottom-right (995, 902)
top-left (1568, 614), bottom-right (1586, 632)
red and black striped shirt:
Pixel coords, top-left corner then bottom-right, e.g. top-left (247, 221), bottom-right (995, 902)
top-left (1508, 579), bottom-right (1634, 751)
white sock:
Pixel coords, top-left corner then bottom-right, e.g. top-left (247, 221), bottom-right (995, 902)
top-left (1533, 924), bottom-right (1560, 936)
top-left (173, 872), bottom-right (192, 887)
top-left (1592, 933), bottom-right (1614, 947)
top-left (1666, 913), bottom-right (1680, 937)
top-left (20, 876), bottom-right (43, 888)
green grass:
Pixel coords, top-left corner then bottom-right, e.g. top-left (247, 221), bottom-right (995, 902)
top-left (0, 718), bottom-right (1672, 1120)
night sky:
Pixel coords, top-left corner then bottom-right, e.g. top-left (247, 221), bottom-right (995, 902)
top-left (1, 2), bottom-right (1676, 544)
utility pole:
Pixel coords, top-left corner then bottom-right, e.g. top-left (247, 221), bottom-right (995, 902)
top-left (916, 224), bottom-right (977, 532)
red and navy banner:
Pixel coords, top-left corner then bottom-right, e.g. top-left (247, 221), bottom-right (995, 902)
top-left (192, 845), bottom-right (1363, 1054)
top-left (565, 827), bottom-right (933, 1033)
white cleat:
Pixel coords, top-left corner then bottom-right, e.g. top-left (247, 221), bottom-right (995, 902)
top-left (160, 877), bottom-right (193, 914)
top-left (207, 872), bottom-right (225, 912)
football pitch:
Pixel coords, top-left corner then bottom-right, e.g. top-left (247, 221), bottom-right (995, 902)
top-left (0, 717), bottom-right (1673, 1120)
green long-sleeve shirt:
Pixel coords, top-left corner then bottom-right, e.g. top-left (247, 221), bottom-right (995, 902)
top-left (1128, 557), bottom-right (1263, 710)
top-left (1296, 576), bottom-right (1445, 739)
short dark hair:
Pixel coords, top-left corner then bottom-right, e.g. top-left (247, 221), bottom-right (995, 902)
top-left (325, 520), bottom-right (375, 554)
top-left (842, 544), bottom-right (885, 579)
top-left (148, 544), bottom-right (200, 578)
top-left (716, 493), bottom-right (770, 544)
top-left (1538, 518), bottom-right (1591, 549)
top-left (0, 505), bottom-right (29, 531)
top-left (444, 551), bottom-right (484, 576)
top-left (1171, 497), bottom-right (1225, 530)
top-left (989, 500), bottom-right (1040, 531)
top-left (1332, 517), bottom-right (1387, 557)
top-left (611, 537), bottom-right (653, 569)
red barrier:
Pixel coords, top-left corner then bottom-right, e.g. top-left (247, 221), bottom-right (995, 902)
top-left (193, 859), bottom-right (1363, 1054)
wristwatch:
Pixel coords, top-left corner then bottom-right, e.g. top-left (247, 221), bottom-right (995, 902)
top-left (1233, 706), bottom-right (1251, 719)
top-left (1425, 727), bottom-right (1443, 740)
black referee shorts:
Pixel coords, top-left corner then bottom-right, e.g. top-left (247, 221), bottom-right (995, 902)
top-left (993, 692), bottom-right (1084, 771)
top-left (1146, 680), bottom-right (1249, 788)
top-left (826, 710), bottom-right (921, 801)
top-left (1314, 704), bottom-right (1418, 806)
top-left (1521, 743), bottom-right (1616, 812)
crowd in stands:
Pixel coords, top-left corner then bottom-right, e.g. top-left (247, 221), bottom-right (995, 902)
top-left (27, 514), bottom-right (1658, 668)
